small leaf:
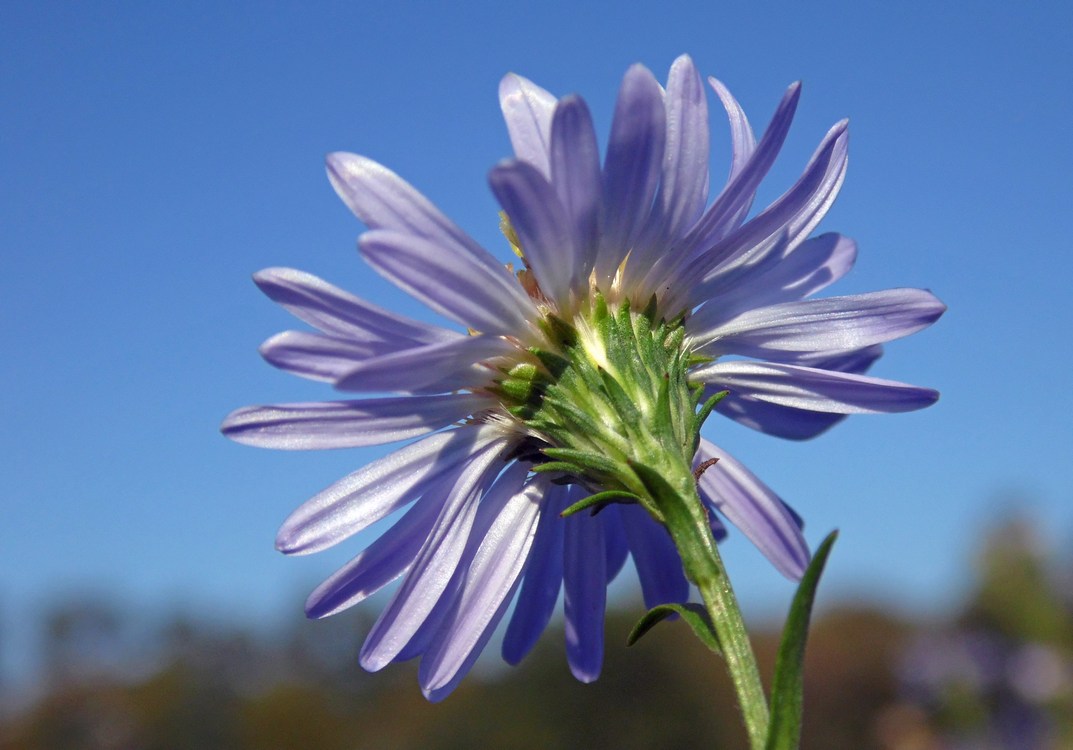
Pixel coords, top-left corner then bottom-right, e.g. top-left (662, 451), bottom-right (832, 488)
top-left (765, 530), bottom-right (838, 750)
top-left (543, 447), bottom-right (625, 477)
top-left (560, 490), bottom-right (641, 518)
top-left (627, 603), bottom-right (722, 654)
top-left (693, 389), bottom-right (729, 433)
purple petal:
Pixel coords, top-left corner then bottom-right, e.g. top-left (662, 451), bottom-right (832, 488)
top-left (692, 360), bottom-right (940, 414)
top-left (326, 153), bottom-right (499, 269)
top-left (602, 505), bottom-right (630, 583)
top-left (631, 54), bottom-right (709, 273)
top-left (563, 495), bottom-right (607, 682)
top-left (682, 82), bottom-right (801, 252)
top-left (304, 488), bottom-right (444, 618)
top-left (275, 426), bottom-right (505, 555)
top-left (549, 95), bottom-right (601, 289)
top-left (499, 74), bottom-right (557, 177)
top-left (596, 64), bottom-right (666, 286)
top-left (711, 346), bottom-right (882, 440)
top-left (253, 267), bottom-right (452, 344)
top-left (689, 233), bottom-right (858, 331)
top-left (358, 442), bottom-right (509, 671)
top-left (502, 484), bottom-right (568, 665)
top-left (489, 160), bottom-right (576, 306)
top-left (619, 503), bottom-right (689, 608)
top-left (259, 330), bottom-right (370, 382)
top-left (334, 333), bottom-right (514, 394)
top-left (220, 393), bottom-right (490, 450)
top-left (709, 77), bottom-right (757, 186)
top-left (669, 119), bottom-right (849, 311)
top-left (695, 439), bottom-right (809, 580)
top-left (358, 229), bottom-right (538, 337)
top-left (695, 288), bottom-right (946, 356)
top-left (419, 467), bottom-right (544, 700)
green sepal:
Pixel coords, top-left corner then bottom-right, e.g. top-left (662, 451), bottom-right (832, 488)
top-left (530, 461), bottom-right (585, 476)
top-left (693, 390), bottom-right (729, 434)
top-left (542, 447), bottom-right (624, 477)
top-left (627, 603), bottom-right (722, 655)
top-left (764, 530), bottom-right (839, 750)
top-left (560, 490), bottom-right (642, 518)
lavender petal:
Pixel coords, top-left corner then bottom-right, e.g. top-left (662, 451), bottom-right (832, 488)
top-left (253, 267), bottom-right (453, 344)
top-left (499, 73), bottom-right (557, 177)
top-left (502, 484), bottom-right (567, 665)
top-left (275, 426), bottom-right (505, 555)
top-left (595, 64), bottom-right (665, 286)
top-left (489, 160), bottom-right (576, 306)
top-left (358, 441), bottom-right (509, 671)
top-left (549, 95), bottom-right (601, 290)
top-left (359, 229), bottom-right (537, 336)
top-left (419, 467), bottom-right (543, 700)
top-left (619, 503), bottom-right (689, 608)
top-left (696, 439), bottom-right (809, 580)
top-left (304, 489), bottom-right (444, 618)
top-left (220, 393), bottom-right (490, 450)
top-left (695, 288), bottom-right (946, 356)
top-left (563, 498), bottom-right (607, 682)
top-left (334, 333), bottom-right (514, 394)
top-left (692, 360), bottom-right (940, 414)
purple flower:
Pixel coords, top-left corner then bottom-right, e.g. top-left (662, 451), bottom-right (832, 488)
top-left (223, 55), bottom-right (944, 700)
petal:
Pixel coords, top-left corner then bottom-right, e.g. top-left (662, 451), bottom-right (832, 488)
top-left (602, 505), bottom-right (630, 583)
top-left (326, 152), bottom-right (496, 268)
top-left (358, 441), bottom-right (509, 671)
top-left (563, 496), bottom-right (607, 682)
top-left (695, 288), bottom-right (946, 356)
top-left (631, 54), bottom-right (710, 272)
top-left (358, 229), bottom-right (537, 337)
top-left (502, 484), bottom-right (568, 665)
top-left (709, 77), bottom-right (757, 186)
top-left (258, 330), bottom-right (371, 382)
top-left (220, 392), bottom-right (490, 450)
top-left (671, 119), bottom-right (849, 311)
top-left (499, 74), bottom-right (557, 177)
top-left (253, 267), bottom-right (452, 344)
top-left (595, 64), bottom-right (666, 286)
top-left (696, 439), bottom-right (809, 580)
top-left (549, 95), bottom-right (601, 289)
top-left (303, 488), bottom-right (444, 618)
top-left (489, 160), bottom-right (576, 307)
top-left (711, 346), bottom-right (882, 440)
top-left (689, 233), bottom-right (858, 331)
top-left (419, 468), bottom-right (544, 701)
top-left (275, 426), bottom-right (505, 555)
top-left (683, 82), bottom-right (801, 251)
top-left (619, 503), bottom-right (689, 608)
top-left (692, 360), bottom-right (940, 414)
top-left (334, 333), bottom-right (514, 394)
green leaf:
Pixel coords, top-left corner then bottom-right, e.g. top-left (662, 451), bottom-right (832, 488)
top-left (560, 490), bottom-right (641, 518)
top-left (693, 389), bottom-right (729, 434)
top-left (765, 530), bottom-right (839, 750)
top-left (627, 603), bottom-right (722, 654)
top-left (542, 447), bottom-right (625, 477)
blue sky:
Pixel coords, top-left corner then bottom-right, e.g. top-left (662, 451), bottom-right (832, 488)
top-left (3, 0), bottom-right (1072, 676)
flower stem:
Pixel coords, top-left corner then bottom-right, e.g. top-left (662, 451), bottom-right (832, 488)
top-left (642, 463), bottom-right (770, 749)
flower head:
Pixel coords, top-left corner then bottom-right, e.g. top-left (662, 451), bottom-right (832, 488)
top-left (223, 55), bottom-right (944, 700)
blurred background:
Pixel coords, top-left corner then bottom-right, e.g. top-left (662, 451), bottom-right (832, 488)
top-left (2, 1), bottom-right (1071, 747)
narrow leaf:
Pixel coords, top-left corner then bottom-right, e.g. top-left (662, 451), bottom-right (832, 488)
top-left (765, 530), bottom-right (838, 750)
top-left (560, 490), bottom-right (641, 518)
top-left (627, 603), bottom-right (723, 654)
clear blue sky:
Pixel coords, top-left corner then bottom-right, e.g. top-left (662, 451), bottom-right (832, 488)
top-left (3, 0), bottom-right (1072, 675)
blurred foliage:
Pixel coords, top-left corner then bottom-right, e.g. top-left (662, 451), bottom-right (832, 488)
top-left (1, 515), bottom-right (1070, 750)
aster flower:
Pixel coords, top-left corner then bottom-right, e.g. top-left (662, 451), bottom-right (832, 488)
top-left (223, 55), bottom-right (943, 702)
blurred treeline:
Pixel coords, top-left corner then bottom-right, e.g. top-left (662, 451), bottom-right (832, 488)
top-left (2, 516), bottom-right (1071, 750)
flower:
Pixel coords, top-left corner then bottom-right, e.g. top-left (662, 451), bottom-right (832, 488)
top-left (222, 55), bottom-right (944, 700)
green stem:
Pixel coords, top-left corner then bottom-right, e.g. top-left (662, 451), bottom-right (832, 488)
top-left (649, 468), bottom-right (770, 749)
